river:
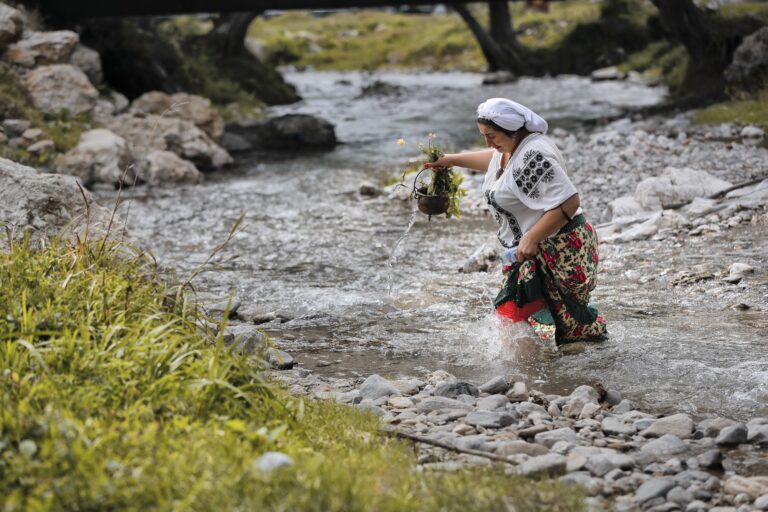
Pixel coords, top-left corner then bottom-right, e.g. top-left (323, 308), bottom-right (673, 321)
top-left (106, 71), bottom-right (768, 421)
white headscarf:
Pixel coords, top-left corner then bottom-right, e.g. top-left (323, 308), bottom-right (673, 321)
top-left (476, 98), bottom-right (548, 134)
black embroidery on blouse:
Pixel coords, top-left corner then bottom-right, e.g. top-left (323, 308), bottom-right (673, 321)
top-left (517, 150), bottom-right (556, 198)
top-left (484, 189), bottom-right (522, 248)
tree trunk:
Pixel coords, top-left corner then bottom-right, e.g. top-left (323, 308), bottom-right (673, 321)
top-left (489, 1), bottom-right (514, 41)
top-left (453, 3), bottom-right (525, 73)
top-left (650, 0), bottom-right (729, 100)
top-left (205, 12), bottom-right (261, 56)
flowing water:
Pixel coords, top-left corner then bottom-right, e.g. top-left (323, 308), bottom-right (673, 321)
top-left (104, 71), bottom-right (768, 421)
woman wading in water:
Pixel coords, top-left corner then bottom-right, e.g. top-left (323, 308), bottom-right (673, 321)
top-left (427, 98), bottom-right (607, 346)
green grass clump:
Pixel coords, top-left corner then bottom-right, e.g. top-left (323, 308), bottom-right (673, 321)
top-left (250, 10), bottom-right (484, 71)
top-left (0, 236), bottom-right (585, 511)
top-left (694, 90), bottom-right (768, 128)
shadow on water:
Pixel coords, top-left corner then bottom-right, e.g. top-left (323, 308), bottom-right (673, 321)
top-left (103, 70), bottom-right (767, 421)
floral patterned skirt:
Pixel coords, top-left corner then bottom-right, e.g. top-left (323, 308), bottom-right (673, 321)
top-left (495, 214), bottom-right (607, 346)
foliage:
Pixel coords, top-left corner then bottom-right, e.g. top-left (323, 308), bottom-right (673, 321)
top-left (694, 90), bottom-right (768, 128)
top-left (618, 41), bottom-right (688, 89)
top-left (0, 235), bottom-right (585, 511)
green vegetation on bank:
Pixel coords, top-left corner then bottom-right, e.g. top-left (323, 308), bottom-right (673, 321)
top-left (0, 63), bottom-right (90, 165)
top-left (695, 90), bottom-right (768, 128)
top-left (0, 236), bottom-right (585, 511)
top-left (248, 2), bottom-right (615, 71)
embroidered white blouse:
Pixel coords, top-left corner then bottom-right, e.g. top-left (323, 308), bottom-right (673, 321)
top-left (482, 133), bottom-right (582, 250)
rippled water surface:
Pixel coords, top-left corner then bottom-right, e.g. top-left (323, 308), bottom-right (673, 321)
top-left (104, 71), bottom-right (767, 421)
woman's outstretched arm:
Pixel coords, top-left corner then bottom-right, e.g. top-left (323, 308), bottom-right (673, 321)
top-left (427, 149), bottom-right (495, 173)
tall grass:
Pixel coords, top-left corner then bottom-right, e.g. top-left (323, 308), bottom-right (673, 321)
top-left (0, 234), bottom-right (585, 510)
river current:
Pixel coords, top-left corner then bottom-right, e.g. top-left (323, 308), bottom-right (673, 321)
top-left (106, 71), bottom-right (767, 421)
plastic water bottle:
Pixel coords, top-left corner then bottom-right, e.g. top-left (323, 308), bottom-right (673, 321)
top-left (500, 247), bottom-right (517, 270)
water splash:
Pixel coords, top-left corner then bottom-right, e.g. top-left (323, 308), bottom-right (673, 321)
top-left (386, 205), bottom-right (419, 297)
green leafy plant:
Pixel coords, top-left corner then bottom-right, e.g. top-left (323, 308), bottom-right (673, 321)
top-left (398, 133), bottom-right (467, 218)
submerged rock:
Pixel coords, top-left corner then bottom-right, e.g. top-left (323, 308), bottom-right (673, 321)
top-left (226, 114), bottom-right (337, 150)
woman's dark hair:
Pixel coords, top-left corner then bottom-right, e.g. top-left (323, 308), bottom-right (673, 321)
top-left (477, 118), bottom-right (524, 137)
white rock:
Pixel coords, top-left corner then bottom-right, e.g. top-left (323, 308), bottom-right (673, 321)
top-left (358, 374), bottom-right (401, 400)
top-left (22, 64), bottom-right (98, 116)
top-left (635, 167), bottom-right (733, 210)
top-left (55, 129), bottom-right (135, 187)
top-left (107, 114), bottom-right (232, 171)
top-left (69, 44), bottom-right (103, 86)
top-left (741, 125), bottom-right (764, 138)
top-left (724, 476), bottom-right (768, 499)
top-left (141, 150), bottom-right (203, 186)
top-left (641, 413), bottom-right (694, 439)
top-left (130, 91), bottom-right (225, 141)
top-left (0, 3), bottom-right (25, 48)
top-left (0, 156), bottom-right (119, 250)
top-left (4, 30), bottom-right (79, 67)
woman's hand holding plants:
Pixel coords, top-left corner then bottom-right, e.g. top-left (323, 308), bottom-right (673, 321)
top-left (424, 155), bottom-right (452, 171)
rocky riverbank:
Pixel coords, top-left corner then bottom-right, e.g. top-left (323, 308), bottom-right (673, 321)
top-left (261, 364), bottom-right (768, 512)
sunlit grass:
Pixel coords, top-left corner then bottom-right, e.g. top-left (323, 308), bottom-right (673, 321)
top-left (248, 2), bottom-right (618, 71)
top-left (695, 90), bottom-right (768, 128)
top-left (0, 235), bottom-right (586, 511)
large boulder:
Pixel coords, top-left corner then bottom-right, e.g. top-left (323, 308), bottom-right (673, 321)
top-left (141, 150), bottom-right (203, 186)
top-left (107, 114), bottom-right (232, 171)
top-left (725, 26), bottom-right (768, 92)
top-left (3, 30), bottom-right (79, 67)
top-left (55, 129), bottom-right (135, 187)
top-left (22, 64), bottom-right (98, 116)
top-left (0, 157), bottom-right (119, 250)
top-left (69, 43), bottom-right (103, 86)
top-left (130, 91), bottom-right (225, 141)
top-left (227, 114), bottom-right (337, 150)
top-left (0, 3), bottom-right (25, 49)
top-left (635, 167), bottom-right (732, 210)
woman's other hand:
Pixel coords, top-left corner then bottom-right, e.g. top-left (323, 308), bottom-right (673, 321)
top-left (516, 233), bottom-right (539, 261)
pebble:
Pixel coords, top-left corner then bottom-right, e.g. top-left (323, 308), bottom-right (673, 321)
top-left (506, 381), bottom-right (529, 402)
top-left (602, 416), bottom-right (637, 436)
top-left (464, 411), bottom-right (516, 429)
top-left (434, 381), bottom-right (479, 398)
top-left (635, 477), bottom-right (676, 504)
top-left (517, 453), bottom-right (567, 477)
top-left (561, 471), bottom-right (604, 495)
top-left (716, 423), bottom-right (748, 445)
top-left (585, 453), bottom-right (635, 477)
top-left (535, 427), bottom-right (582, 448)
top-left (476, 394), bottom-right (509, 411)
top-left (747, 424), bottom-right (768, 445)
top-left (640, 434), bottom-right (689, 457)
top-left (358, 374), bottom-right (401, 400)
top-left (641, 414), bottom-right (694, 439)
top-left (478, 375), bottom-right (509, 394)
